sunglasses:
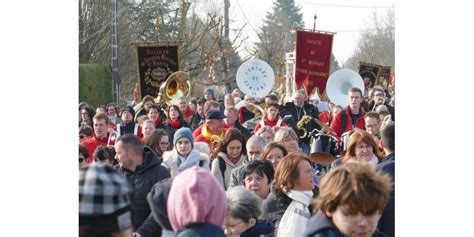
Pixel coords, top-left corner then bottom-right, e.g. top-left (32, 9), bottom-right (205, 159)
top-left (79, 135), bottom-right (86, 139)
top-left (79, 157), bottom-right (85, 163)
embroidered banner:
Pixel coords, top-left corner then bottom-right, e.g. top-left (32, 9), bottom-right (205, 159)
top-left (358, 62), bottom-right (381, 90)
top-left (378, 66), bottom-right (391, 86)
top-left (295, 30), bottom-right (334, 96)
top-left (133, 42), bottom-right (179, 99)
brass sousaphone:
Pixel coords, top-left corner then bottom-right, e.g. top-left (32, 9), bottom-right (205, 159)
top-left (156, 71), bottom-right (191, 107)
top-left (325, 69), bottom-right (365, 107)
top-left (134, 71), bottom-right (191, 121)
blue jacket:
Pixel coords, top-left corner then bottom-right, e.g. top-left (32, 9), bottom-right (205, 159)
top-left (241, 220), bottom-right (274, 237)
top-left (377, 153), bottom-right (395, 237)
top-left (304, 211), bottom-right (387, 237)
top-left (176, 223), bottom-right (225, 237)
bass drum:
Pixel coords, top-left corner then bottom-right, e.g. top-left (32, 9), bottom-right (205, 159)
top-left (309, 134), bottom-right (339, 166)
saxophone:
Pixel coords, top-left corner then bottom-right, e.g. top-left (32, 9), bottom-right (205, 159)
top-left (296, 115), bottom-right (313, 138)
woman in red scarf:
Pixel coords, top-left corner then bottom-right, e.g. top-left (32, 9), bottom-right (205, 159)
top-left (163, 105), bottom-right (189, 146)
top-left (253, 103), bottom-right (287, 134)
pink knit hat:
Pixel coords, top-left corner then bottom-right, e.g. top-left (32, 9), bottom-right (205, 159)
top-left (167, 166), bottom-right (227, 231)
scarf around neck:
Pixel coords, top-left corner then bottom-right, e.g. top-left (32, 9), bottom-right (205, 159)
top-left (201, 124), bottom-right (224, 141)
top-left (172, 148), bottom-right (201, 172)
top-left (167, 118), bottom-right (181, 128)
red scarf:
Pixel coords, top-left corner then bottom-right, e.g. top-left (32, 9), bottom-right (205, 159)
top-left (167, 118), bottom-right (181, 128)
top-left (154, 117), bottom-right (161, 127)
top-left (183, 107), bottom-right (195, 119)
top-left (263, 114), bottom-right (280, 127)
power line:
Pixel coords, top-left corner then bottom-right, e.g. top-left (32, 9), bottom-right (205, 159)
top-left (296, 1), bottom-right (394, 8)
top-left (234, 0), bottom-right (260, 35)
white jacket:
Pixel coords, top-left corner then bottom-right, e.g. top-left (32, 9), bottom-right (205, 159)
top-left (277, 190), bottom-right (313, 237)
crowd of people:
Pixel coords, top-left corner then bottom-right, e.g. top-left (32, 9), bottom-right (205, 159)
top-left (79, 84), bottom-right (395, 237)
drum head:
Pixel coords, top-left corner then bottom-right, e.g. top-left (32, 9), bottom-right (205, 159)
top-left (310, 152), bottom-right (335, 165)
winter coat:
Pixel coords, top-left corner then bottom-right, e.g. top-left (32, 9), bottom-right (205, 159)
top-left (81, 133), bottom-right (114, 164)
top-left (176, 223), bottom-right (225, 237)
top-left (303, 211), bottom-right (388, 237)
top-left (329, 106), bottom-right (366, 140)
top-left (228, 160), bottom-right (248, 188)
top-left (377, 153), bottom-right (395, 237)
top-left (260, 189), bottom-right (292, 233)
top-left (210, 152), bottom-right (246, 190)
top-left (116, 146), bottom-right (171, 229)
top-left (283, 102), bottom-right (320, 143)
top-left (241, 220), bottom-right (275, 237)
top-left (277, 190), bottom-right (313, 237)
top-left (136, 177), bottom-right (174, 237)
top-left (162, 148), bottom-right (210, 177)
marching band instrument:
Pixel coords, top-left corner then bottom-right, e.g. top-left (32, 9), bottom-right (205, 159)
top-left (235, 59), bottom-right (275, 130)
top-left (133, 70), bottom-right (191, 120)
top-left (156, 71), bottom-right (191, 106)
top-left (236, 59), bottom-right (275, 98)
top-left (296, 115), bottom-right (335, 139)
top-left (326, 69), bottom-right (365, 108)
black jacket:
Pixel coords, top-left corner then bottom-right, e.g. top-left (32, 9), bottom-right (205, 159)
top-left (188, 112), bottom-right (205, 132)
top-left (260, 189), bottom-right (292, 231)
top-left (117, 146), bottom-right (171, 229)
top-left (283, 102), bottom-right (321, 143)
top-left (303, 211), bottom-right (387, 237)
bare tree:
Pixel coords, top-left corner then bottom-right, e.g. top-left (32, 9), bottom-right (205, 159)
top-left (345, 8), bottom-right (395, 71)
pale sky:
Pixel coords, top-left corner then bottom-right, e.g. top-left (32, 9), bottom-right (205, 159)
top-left (193, 0), bottom-right (394, 65)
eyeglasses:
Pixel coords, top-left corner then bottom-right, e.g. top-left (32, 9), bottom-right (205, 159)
top-left (79, 157), bottom-right (85, 163)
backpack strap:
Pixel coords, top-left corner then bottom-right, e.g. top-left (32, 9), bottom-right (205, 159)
top-left (218, 156), bottom-right (227, 190)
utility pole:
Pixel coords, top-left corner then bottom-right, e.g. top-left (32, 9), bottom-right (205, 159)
top-left (222, 0), bottom-right (231, 93)
top-left (111, 0), bottom-right (120, 104)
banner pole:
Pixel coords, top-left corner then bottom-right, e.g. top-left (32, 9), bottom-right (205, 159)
top-left (313, 14), bottom-right (317, 32)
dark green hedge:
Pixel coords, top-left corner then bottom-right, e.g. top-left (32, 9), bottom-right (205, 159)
top-left (79, 64), bottom-right (113, 108)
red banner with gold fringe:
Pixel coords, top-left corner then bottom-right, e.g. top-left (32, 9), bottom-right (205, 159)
top-left (295, 30), bottom-right (334, 96)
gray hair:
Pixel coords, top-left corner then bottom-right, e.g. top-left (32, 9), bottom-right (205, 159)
top-left (226, 186), bottom-right (262, 223)
top-left (226, 186), bottom-right (262, 222)
top-left (246, 135), bottom-right (267, 150)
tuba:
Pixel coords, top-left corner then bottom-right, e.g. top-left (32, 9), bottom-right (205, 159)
top-left (326, 69), bottom-right (365, 107)
top-left (157, 71), bottom-right (191, 107)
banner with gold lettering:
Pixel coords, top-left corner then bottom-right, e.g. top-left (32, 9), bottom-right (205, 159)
top-left (295, 30), bottom-right (334, 96)
top-left (133, 42), bottom-right (179, 99)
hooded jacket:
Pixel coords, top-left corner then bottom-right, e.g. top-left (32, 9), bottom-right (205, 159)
top-left (168, 166), bottom-right (226, 236)
top-left (211, 152), bottom-right (246, 190)
top-left (116, 146), bottom-right (171, 229)
top-left (303, 211), bottom-right (387, 237)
